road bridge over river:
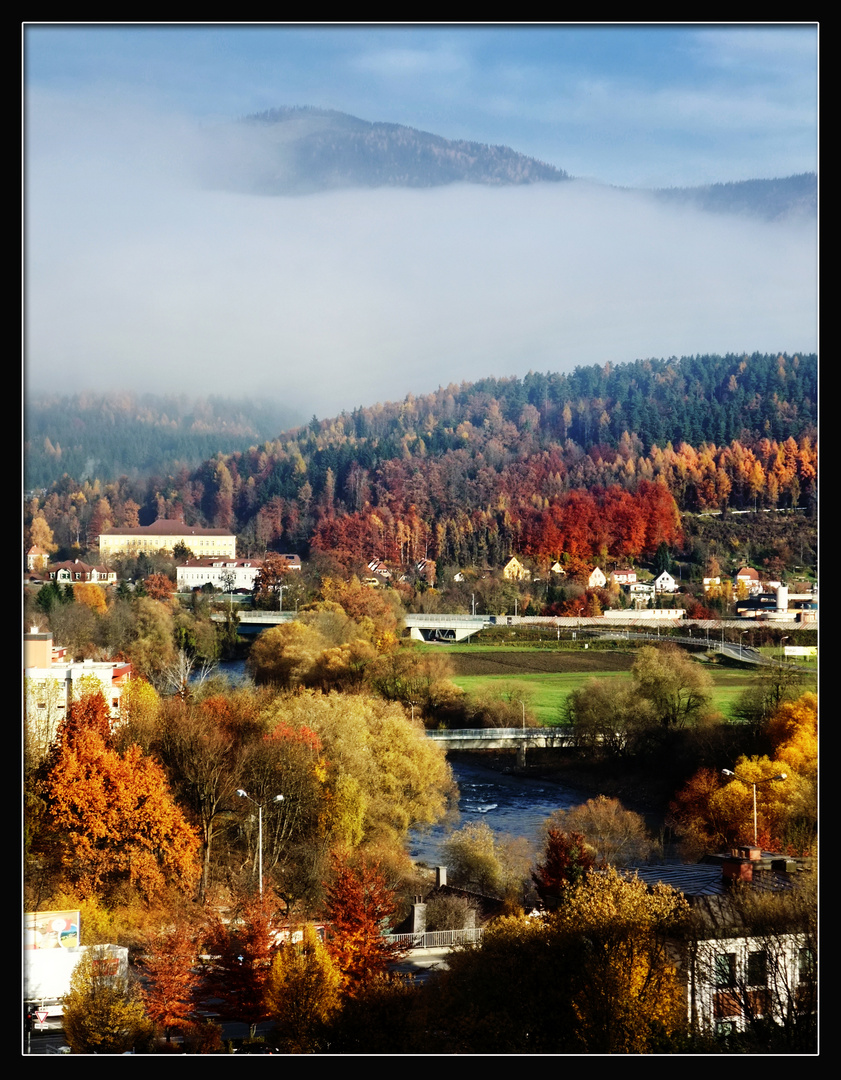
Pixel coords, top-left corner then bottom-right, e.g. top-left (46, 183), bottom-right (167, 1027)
top-left (425, 726), bottom-right (575, 765)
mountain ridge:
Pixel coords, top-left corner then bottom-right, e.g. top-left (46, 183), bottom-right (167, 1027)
top-left (199, 105), bottom-right (816, 219)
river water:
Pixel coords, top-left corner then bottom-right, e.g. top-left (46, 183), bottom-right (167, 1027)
top-left (407, 756), bottom-right (593, 867)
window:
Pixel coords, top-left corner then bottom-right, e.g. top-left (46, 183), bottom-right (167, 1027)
top-left (715, 952), bottom-right (737, 988)
top-left (746, 951), bottom-right (767, 986)
top-left (798, 947), bottom-right (815, 982)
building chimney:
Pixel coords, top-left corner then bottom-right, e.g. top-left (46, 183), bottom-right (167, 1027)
top-left (723, 856), bottom-right (753, 886)
top-left (436, 866), bottom-right (447, 888)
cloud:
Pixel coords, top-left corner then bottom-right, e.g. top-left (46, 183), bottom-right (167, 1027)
top-left (25, 93), bottom-right (816, 419)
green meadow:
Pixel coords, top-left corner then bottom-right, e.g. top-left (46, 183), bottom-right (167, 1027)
top-left (434, 644), bottom-right (816, 726)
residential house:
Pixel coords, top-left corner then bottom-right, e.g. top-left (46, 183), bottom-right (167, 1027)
top-left (609, 569), bottom-right (637, 587)
top-left (587, 567), bottom-right (607, 589)
top-left (98, 519), bottom-right (236, 559)
top-left (627, 851), bottom-right (815, 1041)
top-left (26, 545), bottom-right (49, 572)
top-left (502, 557), bottom-right (530, 582)
top-left (734, 566), bottom-right (762, 597)
top-left (176, 557), bottom-right (263, 592)
top-left (44, 559), bottom-right (117, 585)
top-left (654, 571), bottom-right (678, 593)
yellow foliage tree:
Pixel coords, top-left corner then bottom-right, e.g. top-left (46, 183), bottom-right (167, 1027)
top-left (266, 925), bottom-right (342, 1052)
top-left (73, 582), bottom-right (107, 614)
top-left (554, 867), bottom-right (688, 1052)
top-left (62, 946), bottom-right (155, 1054)
top-left (670, 693), bottom-right (817, 855)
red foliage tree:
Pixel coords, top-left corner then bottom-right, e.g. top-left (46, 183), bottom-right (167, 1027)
top-left (323, 855), bottom-right (406, 991)
top-left (203, 894), bottom-right (281, 1037)
top-left (532, 829), bottom-right (596, 907)
top-left (140, 924), bottom-right (201, 1041)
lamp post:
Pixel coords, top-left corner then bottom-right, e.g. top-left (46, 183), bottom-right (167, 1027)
top-left (740, 629), bottom-right (749, 659)
top-left (780, 636), bottom-right (789, 664)
top-left (516, 699), bottom-right (526, 731)
top-left (721, 769), bottom-right (787, 848)
top-left (236, 789), bottom-right (284, 896)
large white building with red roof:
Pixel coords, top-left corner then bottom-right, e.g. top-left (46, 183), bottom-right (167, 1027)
top-left (98, 518), bottom-right (236, 559)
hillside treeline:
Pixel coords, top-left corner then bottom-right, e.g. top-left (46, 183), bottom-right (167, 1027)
top-left (25, 353), bottom-right (816, 569)
top-left (25, 392), bottom-right (300, 489)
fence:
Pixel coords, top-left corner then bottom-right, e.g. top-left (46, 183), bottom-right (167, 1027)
top-left (384, 927), bottom-right (485, 950)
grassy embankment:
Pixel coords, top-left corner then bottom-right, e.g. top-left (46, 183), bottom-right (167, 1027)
top-left (429, 643), bottom-right (817, 726)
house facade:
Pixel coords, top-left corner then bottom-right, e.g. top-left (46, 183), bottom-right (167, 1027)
top-left (503, 557), bottom-right (530, 582)
top-left (628, 853), bottom-right (815, 1042)
top-left (654, 571), bottom-right (678, 593)
top-left (587, 567), bottom-right (607, 589)
top-left (176, 557), bottom-right (263, 592)
top-left (99, 519), bottom-right (236, 559)
top-left (24, 632), bottom-right (133, 756)
top-left (44, 559), bottom-right (117, 585)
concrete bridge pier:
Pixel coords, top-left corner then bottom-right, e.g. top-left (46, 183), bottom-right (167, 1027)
top-left (516, 742), bottom-right (527, 768)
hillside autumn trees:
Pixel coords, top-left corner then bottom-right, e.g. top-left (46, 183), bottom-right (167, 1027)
top-left (26, 355), bottom-right (816, 580)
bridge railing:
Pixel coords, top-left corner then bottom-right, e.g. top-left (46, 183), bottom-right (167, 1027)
top-left (384, 927), bottom-right (484, 950)
top-left (425, 727), bottom-right (573, 741)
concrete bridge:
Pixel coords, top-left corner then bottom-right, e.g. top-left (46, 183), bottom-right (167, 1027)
top-left (404, 614), bottom-right (495, 641)
top-left (425, 726), bottom-right (575, 765)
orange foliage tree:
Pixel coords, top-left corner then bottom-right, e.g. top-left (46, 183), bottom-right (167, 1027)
top-left (669, 692), bottom-right (817, 856)
top-left (140, 924), bottom-right (202, 1042)
top-left (203, 893), bottom-right (282, 1037)
top-left (40, 692), bottom-right (200, 900)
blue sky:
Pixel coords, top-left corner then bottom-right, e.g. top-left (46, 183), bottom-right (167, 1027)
top-left (26, 24), bottom-right (816, 186)
top-left (24, 25), bottom-right (818, 417)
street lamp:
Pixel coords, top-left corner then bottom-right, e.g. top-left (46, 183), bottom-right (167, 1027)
top-left (516, 699), bottom-right (526, 731)
top-left (236, 789), bottom-right (284, 896)
top-left (739, 629), bottom-right (749, 659)
top-left (780, 636), bottom-right (789, 664)
top-left (721, 769), bottom-right (787, 848)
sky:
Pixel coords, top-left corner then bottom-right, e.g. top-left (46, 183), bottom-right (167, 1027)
top-left (24, 24), bottom-right (818, 421)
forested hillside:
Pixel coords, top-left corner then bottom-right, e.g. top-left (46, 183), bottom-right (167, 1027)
top-left (24, 393), bottom-right (301, 490)
top-left (207, 106), bottom-right (570, 195)
top-left (25, 353), bottom-right (817, 571)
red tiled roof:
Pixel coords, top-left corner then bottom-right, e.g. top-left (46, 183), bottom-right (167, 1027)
top-left (100, 520), bottom-right (233, 537)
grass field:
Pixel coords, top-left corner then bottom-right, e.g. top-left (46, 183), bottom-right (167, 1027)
top-left (434, 644), bottom-right (816, 725)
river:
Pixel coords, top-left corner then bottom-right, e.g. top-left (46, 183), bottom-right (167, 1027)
top-left (407, 756), bottom-right (593, 867)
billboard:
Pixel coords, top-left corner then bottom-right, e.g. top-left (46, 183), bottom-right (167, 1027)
top-left (24, 910), bottom-right (80, 950)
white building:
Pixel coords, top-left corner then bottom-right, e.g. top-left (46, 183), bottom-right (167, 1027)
top-left (176, 557), bottom-right (263, 592)
top-left (24, 633), bottom-right (132, 755)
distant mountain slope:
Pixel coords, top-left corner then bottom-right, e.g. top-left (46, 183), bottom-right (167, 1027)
top-left (24, 393), bottom-right (302, 490)
top-left (199, 106), bottom-right (815, 219)
top-left (651, 173), bottom-right (816, 221)
top-left (203, 106), bottom-right (570, 195)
